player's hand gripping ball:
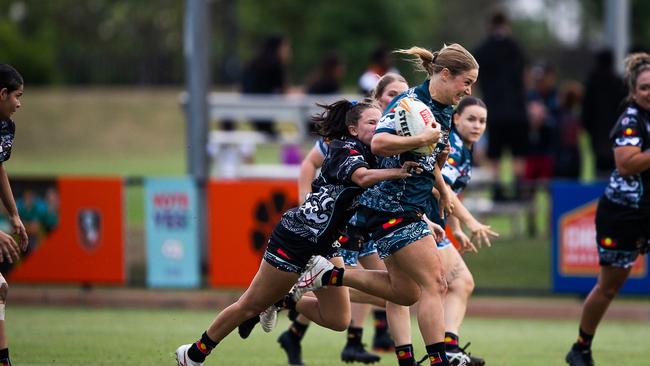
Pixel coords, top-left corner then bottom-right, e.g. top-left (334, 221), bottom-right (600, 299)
top-left (394, 97), bottom-right (438, 155)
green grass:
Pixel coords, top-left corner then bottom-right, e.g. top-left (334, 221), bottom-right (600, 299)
top-left (8, 305), bottom-right (649, 365)
top-left (464, 235), bottom-right (550, 290)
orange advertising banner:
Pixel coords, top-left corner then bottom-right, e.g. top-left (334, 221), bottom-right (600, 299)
top-left (9, 177), bottom-right (125, 284)
top-left (208, 180), bottom-right (299, 288)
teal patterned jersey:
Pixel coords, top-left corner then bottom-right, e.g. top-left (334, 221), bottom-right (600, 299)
top-left (359, 80), bottom-right (454, 213)
top-left (441, 129), bottom-right (473, 194)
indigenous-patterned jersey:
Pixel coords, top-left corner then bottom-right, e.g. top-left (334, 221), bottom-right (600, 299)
top-left (315, 138), bottom-right (328, 157)
top-left (604, 103), bottom-right (650, 212)
top-left (280, 136), bottom-right (376, 247)
top-left (359, 79), bottom-right (454, 213)
top-left (0, 119), bottom-right (15, 163)
top-left (441, 129), bottom-right (473, 194)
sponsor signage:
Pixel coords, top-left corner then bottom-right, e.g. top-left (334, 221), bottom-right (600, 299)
top-left (145, 178), bottom-right (200, 288)
top-left (551, 181), bottom-right (649, 294)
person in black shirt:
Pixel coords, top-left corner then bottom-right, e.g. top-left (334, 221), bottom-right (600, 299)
top-left (566, 53), bottom-right (650, 366)
top-left (474, 11), bottom-right (529, 200)
top-left (306, 52), bottom-right (344, 95)
top-left (581, 49), bottom-right (627, 179)
top-left (241, 35), bottom-right (291, 138)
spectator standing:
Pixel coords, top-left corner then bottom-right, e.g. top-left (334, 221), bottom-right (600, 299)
top-left (306, 52), bottom-right (345, 95)
top-left (241, 34), bottom-right (292, 139)
top-left (582, 49), bottom-right (627, 179)
top-left (474, 11), bottom-right (529, 201)
top-left (305, 52), bottom-right (346, 135)
top-left (525, 63), bottom-right (559, 186)
top-left (358, 46), bottom-right (399, 95)
top-left (555, 82), bottom-right (583, 179)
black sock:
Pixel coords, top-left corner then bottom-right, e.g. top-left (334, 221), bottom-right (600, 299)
top-left (346, 326), bottom-right (363, 345)
top-left (322, 267), bottom-right (345, 286)
top-left (187, 331), bottom-right (218, 363)
top-left (274, 292), bottom-right (297, 311)
top-left (425, 342), bottom-right (449, 366)
top-left (288, 308), bottom-right (299, 321)
top-left (573, 327), bottom-right (594, 351)
top-left (444, 332), bottom-right (460, 352)
top-left (373, 309), bottom-right (388, 334)
top-left (289, 319), bottom-right (309, 340)
top-left (395, 344), bottom-right (415, 366)
top-left (0, 348), bottom-right (10, 366)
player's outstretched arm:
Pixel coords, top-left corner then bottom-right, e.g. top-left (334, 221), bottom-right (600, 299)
top-left (0, 164), bottom-right (27, 251)
top-left (449, 192), bottom-right (498, 248)
top-left (446, 214), bottom-right (476, 254)
top-left (351, 161), bottom-right (421, 188)
top-left (298, 146), bottom-right (325, 203)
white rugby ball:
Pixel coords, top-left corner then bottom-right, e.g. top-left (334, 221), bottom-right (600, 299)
top-left (394, 97), bottom-right (438, 155)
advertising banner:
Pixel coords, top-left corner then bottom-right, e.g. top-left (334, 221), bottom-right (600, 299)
top-left (551, 181), bottom-right (649, 294)
top-left (208, 180), bottom-right (298, 287)
top-left (145, 178), bottom-right (200, 288)
top-left (9, 177), bottom-right (125, 284)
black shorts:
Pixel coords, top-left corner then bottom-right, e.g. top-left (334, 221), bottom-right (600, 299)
top-left (486, 120), bottom-right (529, 159)
top-left (338, 224), bottom-right (369, 252)
top-left (595, 197), bottom-right (650, 268)
top-left (263, 225), bottom-right (339, 273)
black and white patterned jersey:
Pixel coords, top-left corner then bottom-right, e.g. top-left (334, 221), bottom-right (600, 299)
top-left (604, 103), bottom-right (650, 212)
top-left (279, 136), bottom-right (376, 247)
top-left (0, 119), bottom-right (15, 163)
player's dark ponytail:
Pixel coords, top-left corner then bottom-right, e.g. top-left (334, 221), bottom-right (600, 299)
top-left (313, 99), bottom-right (378, 142)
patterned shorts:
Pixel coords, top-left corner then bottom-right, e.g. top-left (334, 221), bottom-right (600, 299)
top-left (264, 225), bottom-right (339, 273)
top-left (373, 220), bottom-right (430, 259)
top-left (595, 197), bottom-right (649, 268)
top-left (339, 241), bottom-right (378, 266)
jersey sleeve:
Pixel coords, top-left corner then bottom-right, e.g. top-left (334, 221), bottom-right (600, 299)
top-left (0, 120), bottom-right (16, 163)
top-left (328, 141), bottom-right (371, 185)
top-left (441, 148), bottom-right (462, 187)
top-left (375, 110), bottom-right (397, 135)
top-left (315, 138), bottom-right (329, 157)
top-left (611, 109), bottom-right (643, 149)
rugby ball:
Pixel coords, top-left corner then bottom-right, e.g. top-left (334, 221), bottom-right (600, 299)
top-left (394, 97), bottom-right (438, 155)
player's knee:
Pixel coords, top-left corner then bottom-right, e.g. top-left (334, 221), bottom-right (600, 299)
top-left (235, 298), bottom-right (266, 317)
top-left (452, 271), bottom-right (474, 296)
top-left (395, 287), bottom-right (420, 306)
top-left (436, 272), bottom-right (448, 295)
top-left (389, 282), bottom-right (422, 306)
top-left (326, 314), bottom-right (350, 332)
top-left (596, 283), bottom-right (621, 300)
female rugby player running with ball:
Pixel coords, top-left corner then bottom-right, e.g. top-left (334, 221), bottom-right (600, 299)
top-left (287, 44), bottom-right (479, 366)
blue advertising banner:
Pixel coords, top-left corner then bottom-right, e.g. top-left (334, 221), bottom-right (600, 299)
top-left (145, 178), bottom-right (200, 288)
top-left (551, 181), bottom-right (649, 294)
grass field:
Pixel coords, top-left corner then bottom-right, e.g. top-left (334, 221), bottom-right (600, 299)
top-left (9, 305), bottom-right (649, 366)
